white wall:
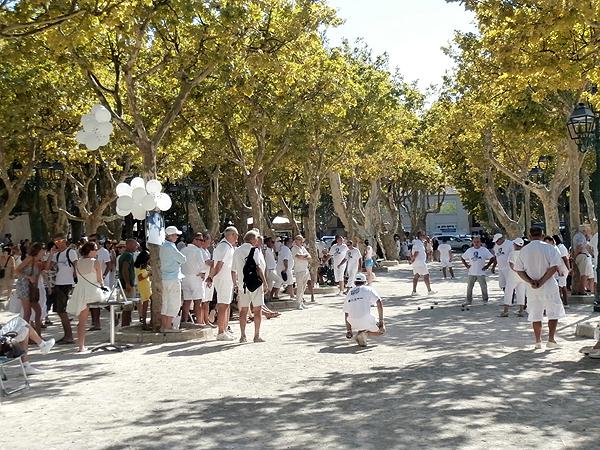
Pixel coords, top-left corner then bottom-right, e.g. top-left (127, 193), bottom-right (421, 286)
top-left (1, 213), bottom-right (31, 243)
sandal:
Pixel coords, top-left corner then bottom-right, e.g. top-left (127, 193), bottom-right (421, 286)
top-left (346, 331), bottom-right (353, 339)
top-left (56, 338), bottom-right (74, 345)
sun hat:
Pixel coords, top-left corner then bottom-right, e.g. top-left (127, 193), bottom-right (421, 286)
top-left (354, 273), bottom-right (367, 283)
top-left (165, 226), bottom-right (183, 236)
top-left (492, 233), bottom-right (503, 243)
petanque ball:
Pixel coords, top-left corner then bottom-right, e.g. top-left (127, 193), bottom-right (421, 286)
top-left (430, 306), bottom-right (434, 309)
top-left (434, 302), bottom-right (439, 305)
top-left (417, 307), bottom-right (421, 310)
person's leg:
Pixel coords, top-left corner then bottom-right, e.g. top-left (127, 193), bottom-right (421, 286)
top-left (548, 319), bottom-right (559, 342)
top-left (193, 300), bottom-right (203, 325)
top-left (140, 300), bottom-right (148, 325)
top-left (532, 321), bottom-right (542, 343)
top-left (479, 276), bottom-right (489, 302)
top-left (466, 276), bottom-right (476, 304)
top-left (181, 300), bottom-right (192, 323)
top-left (56, 285), bottom-right (73, 341)
top-left (121, 308), bottom-right (132, 327)
top-left (21, 297), bottom-right (32, 326)
top-left (502, 282), bottom-right (513, 315)
top-left (449, 267), bottom-right (455, 279)
top-left (217, 303), bottom-right (229, 334)
top-left (239, 306), bottom-right (248, 340)
top-left (90, 307), bottom-right (101, 329)
top-left (366, 266), bottom-right (373, 284)
top-left (31, 301), bottom-right (42, 335)
top-left (424, 274), bottom-right (432, 292)
top-left (252, 305), bottom-right (263, 340)
top-left (160, 315), bottom-right (173, 330)
top-left (442, 267), bottom-right (447, 279)
top-left (77, 307), bottom-right (89, 351)
top-left (412, 274), bottom-right (419, 293)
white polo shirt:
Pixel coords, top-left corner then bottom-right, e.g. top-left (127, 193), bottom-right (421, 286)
top-left (180, 244), bottom-right (205, 278)
top-left (331, 243), bottom-right (349, 266)
top-left (265, 247), bottom-right (277, 271)
top-left (292, 245), bottom-right (310, 272)
top-left (276, 245), bottom-right (293, 272)
top-left (212, 240), bottom-right (235, 283)
top-left (494, 240), bottom-right (513, 270)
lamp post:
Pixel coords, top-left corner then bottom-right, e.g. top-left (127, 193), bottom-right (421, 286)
top-left (567, 102), bottom-right (600, 312)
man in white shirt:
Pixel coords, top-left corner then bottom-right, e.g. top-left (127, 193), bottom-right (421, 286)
top-left (180, 233), bottom-right (206, 326)
top-left (206, 226), bottom-right (238, 341)
top-left (493, 233), bottom-right (513, 291)
top-left (291, 235), bottom-right (311, 310)
top-left (199, 234), bottom-right (215, 327)
top-left (276, 237), bottom-right (294, 296)
top-left (461, 236), bottom-right (496, 305)
top-left (438, 240), bottom-right (454, 279)
top-left (344, 273), bottom-right (385, 347)
top-left (330, 235), bottom-right (349, 295)
top-left (411, 231), bottom-right (434, 296)
top-left (232, 230), bottom-right (268, 343)
top-left (87, 234), bottom-right (112, 331)
top-left (50, 233), bottom-right (78, 344)
top-left (500, 238), bottom-right (527, 317)
top-left (341, 240), bottom-right (362, 290)
top-left (514, 227), bottom-right (566, 349)
top-left (264, 237), bottom-right (283, 300)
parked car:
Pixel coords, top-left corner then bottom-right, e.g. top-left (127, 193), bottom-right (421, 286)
top-left (320, 235), bottom-right (336, 248)
top-left (436, 235), bottom-right (472, 252)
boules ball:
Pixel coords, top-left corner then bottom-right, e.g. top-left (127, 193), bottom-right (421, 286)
top-left (430, 306), bottom-right (434, 309)
top-left (417, 307), bottom-right (421, 311)
top-left (434, 302), bottom-right (439, 305)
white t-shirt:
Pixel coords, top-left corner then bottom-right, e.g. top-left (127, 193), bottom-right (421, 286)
top-left (96, 247), bottom-right (111, 280)
top-left (364, 245), bottom-right (374, 260)
top-left (507, 249), bottom-right (524, 283)
top-left (291, 245), bottom-right (310, 272)
top-left (331, 243), bottom-right (349, 266)
top-left (514, 240), bottom-right (562, 296)
top-left (180, 244), bottom-right (206, 277)
top-left (200, 248), bottom-right (212, 274)
top-left (461, 246), bottom-right (494, 276)
top-left (212, 240), bottom-right (235, 283)
top-left (494, 240), bottom-right (513, 270)
top-left (55, 247), bottom-right (79, 286)
top-left (346, 247), bottom-right (362, 271)
top-left (343, 285), bottom-right (381, 319)
top-left (411, 239), bottom-right (426, 265)
top-left (264, 247), bottom-right (277, 270)
top-left (438, 243), bottom-right (452, 262)
top-left (232, 243), bottom-right (266, 288)
top-left (276, 245), bottom-right (293, 272)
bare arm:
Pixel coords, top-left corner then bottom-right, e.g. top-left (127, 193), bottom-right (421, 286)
top-left (95, 260), bottom-right (103, 285)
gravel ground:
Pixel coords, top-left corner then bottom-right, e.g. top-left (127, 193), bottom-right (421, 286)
top-left (2, 262), bottom-right (599, 450)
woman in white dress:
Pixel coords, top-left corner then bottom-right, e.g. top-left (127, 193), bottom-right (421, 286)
top-left (67, 242), bottom-right (106, 352)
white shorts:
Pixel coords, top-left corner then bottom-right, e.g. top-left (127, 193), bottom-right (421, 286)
top-left (412, 263), bottom-right (429, 276)
top-left (182, 276), bottom-right (204, 301)
top-left (267, 269), bottom-right (283, 290)
top-left (498, 268), bottom-right (508, 289)
top-left (214, 279), bottom-right (233, 305)
top-left (203, 281), bottom-right (214, 303)
top-left (346, 267), bottom-right (359, 287)
top-left (440, 259), bottom-right (452, 268)
top-left (526, 291), bottom-right (566, 322)
top-left (334, 263), bottom-right (347, 283)
top-left (237, 285), bottom-right (265, 308)
top-left (576, 254), bottom-right (594, 278)
top-left (557, 275), bottom-right (567, 288)
top-left (161, 279), bottom-right (182, 317)
top-left (348, 314), bottom-right (379, 332)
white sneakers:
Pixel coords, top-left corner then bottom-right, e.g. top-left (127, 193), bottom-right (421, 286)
top-left (24, 363), bottom-right (44, 375)
top-left (534, 341), bottom-right (543, 349)
top-left (38, 338), bottom-right (55, 355)
top-left (217, 333), bottom-right (234, 341)
top-left (534, 340), bottom-right (561, 350)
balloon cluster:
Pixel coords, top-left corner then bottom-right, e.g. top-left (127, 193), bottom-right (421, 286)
top-left (75, 104), bottom-right (114, 151)
top-left (115, 177), bottom-right (172, 220)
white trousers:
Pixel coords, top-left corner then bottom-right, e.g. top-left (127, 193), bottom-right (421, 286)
top-left (503, 278), bottom-right (526, 306)
top-left (295, 270), bottom-right (310, 305)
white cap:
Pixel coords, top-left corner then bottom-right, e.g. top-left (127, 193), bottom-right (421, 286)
top-left (492, 233), bottom-right (503, 243)
top-left (165, 226), bottom-right (182, 236)
top-left (513, 237), bottom-right (524, 246)
top-left (354, 273), bottom-right (367, 283)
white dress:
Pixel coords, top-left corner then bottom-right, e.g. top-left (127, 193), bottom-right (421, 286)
top-left (66, 258), bottom-right (106, 316)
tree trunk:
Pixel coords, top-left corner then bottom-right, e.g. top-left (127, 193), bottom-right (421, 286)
top-left (582, 167), bottom-right (595, 224)
top-left (245, 173), bottom-right (268, 234)
top-left (482, 168), bottom-right (521, 238)
top-left (0, 190), bottom-right (21, 235)
top-left (208, 165), bottom-right (220, 237)
top-left (537, 191), bottom-right (561, 235)
top-left (524, 188), bottom-right (531, 235)
top-left (279, 196), bottom-right (300, 237)
top-left (187, 200), bottom-right (207, 234)
top-left (306, 186), bottom-right (321, 284)
top-left (569, 164), bottom-right (581, 232)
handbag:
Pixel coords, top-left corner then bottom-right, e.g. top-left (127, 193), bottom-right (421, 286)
top-left (0, 332), bottom-right (24, 359)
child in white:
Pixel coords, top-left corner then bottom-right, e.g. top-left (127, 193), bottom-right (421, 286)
top-left (461, 236), bottom-right (496, 304)
top-left (343, 273), bottom-right (385, 347)
top-left (438, 241), bottom-right (454, 279)
top-left (500, 238), bottom-right (526, 317)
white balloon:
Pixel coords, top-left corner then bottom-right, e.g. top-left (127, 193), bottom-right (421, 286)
top-left (132, 187), bottom-right (147, 202)
top-left (117, 195), bottom-right (134, 211)
top-left (75, 130), bottom-right (87, 144)
top-left (82, 113), bottom-right (99, 132)
top-left (142, 193), bottom-right (157, 211)
top-left (156, 193), bottom-right (172, 211)
top-left (145, 179), bottom-right (162, 194)
top-left (85, 140), bottom-right (101, 151)
top-left (130, 177), bottom-right (145, 189)
top-left (115, 206), bottom-right (131, 217)
top-left (96, 122), bottom-right (113, 136)
top-left (132, 203), bottom-right (147, 221)
top-left (97, 133), bottom-right (110, 146)
top-left (91, 104), bottom-right (104, 115)
top-left (116, 182), bottom-right (132, 197)
top-left (94, 106), bottom-right (112, 123)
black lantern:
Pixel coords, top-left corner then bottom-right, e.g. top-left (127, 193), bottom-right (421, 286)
top-left (567, 102), bottom-right (596, 151)
top-left (36, 161), bottom-right (65, 182)
top-left (537, 155), bottom-right (552, 171)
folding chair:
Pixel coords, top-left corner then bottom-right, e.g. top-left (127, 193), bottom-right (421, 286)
top-left (0, 356), bottom-right (29, 396)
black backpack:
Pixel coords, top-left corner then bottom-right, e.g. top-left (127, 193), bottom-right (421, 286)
top-left (243, 248), bottom-right (263, 293)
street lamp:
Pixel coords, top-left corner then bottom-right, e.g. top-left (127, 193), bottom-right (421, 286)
top-left (567, 101), bottom-right (600, 312)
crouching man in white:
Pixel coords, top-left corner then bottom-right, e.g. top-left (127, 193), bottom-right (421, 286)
top-left (514, 227), bottom-right (566, 349)
top-left (344, 273), bottom-right (385, 347)
top-left (232, 230), bottom-right (268, 343)
top-left (1, 316), bottom-right (55, 375)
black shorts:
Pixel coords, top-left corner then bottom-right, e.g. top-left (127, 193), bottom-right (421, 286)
top-left (54, 285), bottom-right (73, 314)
